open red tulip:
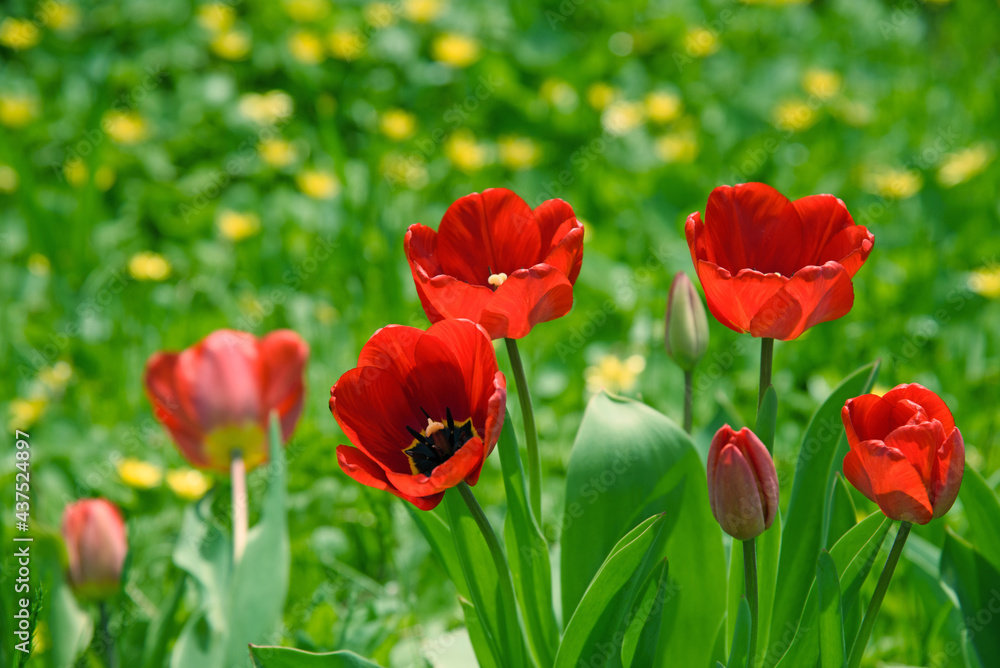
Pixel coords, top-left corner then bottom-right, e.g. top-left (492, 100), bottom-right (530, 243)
top-left (144, 329), bottom-right (309, 473)
top-left (330, 319), bottom-right (506, 510)
top-left (707, 425), bottom-right (779, 540)
top-left (405, 187), bottom-right (584, 340)
top-left (686, 182), bottom-right (874, 340)
top-left (842, 384), bottom-right (964, 524)
top-left (62, 499), bottom-right (128, 603)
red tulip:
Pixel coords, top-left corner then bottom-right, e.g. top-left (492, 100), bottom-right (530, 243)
top-left (842, 384), bottom-right (964, 524)
top-left (62, 499), bottom-right (128, 602)
top-left (686, 182), bottom-right (874, 341)
top-left (707, 425), bottom-right (779, 540)
top-left (330, 319), bottom-right (506, 510)
top-left (405, 188), bottom-right (584, 340)
top-left (144, 329), bottom-right (309, 473)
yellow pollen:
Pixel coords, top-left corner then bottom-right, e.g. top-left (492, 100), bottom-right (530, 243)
top-left (425, 418), bottom-right (445, 436)
top-left (488, 272), bottom-right (508, 287)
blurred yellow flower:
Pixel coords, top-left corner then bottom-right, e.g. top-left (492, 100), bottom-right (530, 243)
top-left (803, 68), bottom-right (842, 100)
top-left (297, 169), bottom-right (340, 199)
top-left (379, 109), bottom-right (417, 141)
top-left (0, 18), bottom-right (41, 50)
top-left (655, 132), bottom-right (700, 163)
top-left (0, 165), bottom-right (19, 193)
top-left (42, 3), bottom-right (81, 32)
top-left (28, 253), bottom-right (51, 276)
top-left (217, 210), bottom-right (260, 241)
top-left (259, 138), bottom-right (297, 168)
top-left (64, 157), bottom-right (88, 187)
top-left (969, 267), bottom-right (1000, 299)
top-left (403, 0), bottom-right (444, 23)
top-left (499, 136), bottom-right (540, 170)
top-left (212, 29), bottom-right (252, 60)
top-left (834, 99), bottom-right (873, 127)
top-left (645, 91), bottom-right (683, 124)
top-left (432, 34), bottom-right (480, 68)
top-left (8, 398), bottom-right (46, 431)
top-left (365, 2), bottom-right (396, 27)
top-left (38, 361), bottom-right (72, 393)
top-left (774, 100), bottom-right (817, 132)
top-left (0, 93), bottom-right (39, 128)
top-left (586, 82), bottom-right (618, 110)
top-left (867, 168), bottom-right (922, 199)
top-left (128, 252), bottom-right (172, 281)
top-left (382, 154), bottom-right (429, 189)
top-left (541, 78), bottom-right (579, 112)
top-left (196, 3), bottom-right (235, 32)
top-left (94, 165), bottom-right (116, 191)
top-left (288, 30), bottom-right (324, 64)
top-left (328, 29), bottom-right (364, 61)
top-left (239, 91), bottom-right (294, 125)
top-left (602, 100), bottom-right (645, 135)
top-left (167, 469), bottom-right (212, 500)
top-left (103, 110), bottom-right (150, 144)
top-left (283, 0), bottom-right (330, 22)
top-left (445, 131), bottom-right (488, 172)
top-left (684, 28), bottom-right (718, 58)
top-left (585, 354), bottom-right (646, 395)
top-left (937, 144), bottom-right (993, 187)
top-left (118, 458), bottom-right (163, 489)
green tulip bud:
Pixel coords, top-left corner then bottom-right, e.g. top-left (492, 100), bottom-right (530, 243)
top-left (665, 271), bottom-right (709, 371)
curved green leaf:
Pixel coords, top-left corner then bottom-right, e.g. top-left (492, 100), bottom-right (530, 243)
top-left (621, 559), bottom-right (670, 668)
top-left (940, 530), bottom-right (1000, 667)
top-left (248, 646), bottom-right (382, 667)
top-left (755, 510), bottom-right (782, 666)
top-left (727, 597), bottom-right (751, 668)
top-left (824, 473), bottom-right (857, 550)
top-left (816, 551), bottom-right (845, 668)
top-left (958, 468), bottom-right (1000, 573)
top-left (756, 385), bottom-right (778, 452)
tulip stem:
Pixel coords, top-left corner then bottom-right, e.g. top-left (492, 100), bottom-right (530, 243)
top-left (683, 370), bottom-right (694, 434)
top-left (504, 338), bottom-right (542, 523)
top-left (743, 538), bottom-right (758, 668)
top-left (99, 601), bottom-right (118, 668)
top-left (847, 521), bottom-right (912, 668)
top-left (758, 338), bottom-right (773, 411)
top-left (231, 450), bottom-right (248, 566)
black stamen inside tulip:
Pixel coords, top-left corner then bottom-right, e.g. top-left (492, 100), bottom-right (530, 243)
top-left (404, 407), bottom-right (477, 475)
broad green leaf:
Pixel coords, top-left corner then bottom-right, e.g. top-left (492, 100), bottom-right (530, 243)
top-left (562, 392), bottom-right (726, 668)
top-left (460, 598), bottom-right (501, 668)
top-left (248, 645), bottom-right (382, 667)
top-left (727, 597), bottom-right (751, 668)
top-left (49, 577), bottom-right (93, 668)
top-left (940, 530), bottom-right (1000, 667)
top-left (824, 473), bottom-right (857, 550)
top-left (756, 385), bottom-right (778, 452)
top-left (621, 559), bottom-right (670, 668)
top-left (141, 571), bottom-right (187, 668)
top-left (816, 551), bottom-right (845, 668)
top-left (404, 505), bottom-right (471, 600)
top-left (497, 412), bottom-right (559, 667)
top-left (755, 510), bottom-right (782, 667)
top-left (958, 468), bottom-right (1000, 572)
top-left (770, 361), bottom-right (879, 648)
top-left (554, 514), bottom-right (667, 668)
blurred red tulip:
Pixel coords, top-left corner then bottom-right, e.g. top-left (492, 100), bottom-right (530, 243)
top-left (405, 188), bottom-right (584, 339)
top-left (144, 329), bottom-right (309, 473)
top-left (330, 319), bottom-right (506, 510)
top-left (842, 384), bottom-right (964, 524)
top-left (707, 425), bottom-right (779, 540)
top-left (686, 182), bottom-right (874, 341)
top-left (62, 499), bottom-right (128, 603)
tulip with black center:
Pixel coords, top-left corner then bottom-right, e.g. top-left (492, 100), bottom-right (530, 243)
top-left (405, 409), bottom-right (477, 475)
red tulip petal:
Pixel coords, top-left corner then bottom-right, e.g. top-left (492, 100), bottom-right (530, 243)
top-left (696, 261), bottom-right (787, 334)
top-left (437, 188), bottom-right (541, 283)
top-left (852, 439), bottom-right (934, 524)
top-left (709, 443), bottom-right (766, 540)
top-left (405, 223), bottom-right (445, 276)
top-left (534, 198), bottom-right (577, 250)
top-left (410, 326), bottom-right (473, 424)
top-left (482, 372), bottom-right (507, 457)
top-left (782, 194), bottom-right (857, 269)
top-left (931, 427), bottom-right (964, 519)
top-left (413, 273), bottom-right (495, 326)
top-left (883, 421), bottom-right (945, 489)
top-left (357, 325), bottom-right (422, 385)
top-left (817, 225), bottom-right (874, 278)
top-left (479, 264), bottom-right (575, 339)
top-left (883, 384), bottom-right (956, 433)
top-left (419, 320), bottom-right (499, 431)
top-left (844, 394), bottom-right (894, 444)
top-left (144, 352), bottom-right (209, 468)
top-left (175, 330), bottom-right (262, 430)
top-left (843, 448), bottom-right (876, 504)
top-left (259, 330), bottom-right (309, 442)
top-left (703, 183), bottom-right (791, 274)
top-left (749, 262), bottom-right (854, 340)
top-left (337, 446), bottom-right (442, 511)
top-left (542, 224), bottom-right (585, 284)
top-left (385, 435), bottom-right (485, 498)
top-left (737, 428), bottom-right (779, 530)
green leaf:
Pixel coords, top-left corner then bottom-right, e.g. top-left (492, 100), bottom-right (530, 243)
top-left (726, 539), bottom-right (744, 658)
top-left (404, 505), bottom-right (471, 599)
top-left (555, 514), bottom-right (667, 668)
top-left (756, 510), bottom-right (782, 666)
top-left (621, 559), bottom-right (670, 668)
top-left (248, 645), bottom-right (383, 667)
top-left (141, 571), bottom-right (187, 668)
top-left (940, 530), bottom-right (1000, 667)
top-left (49, 577), bottom-right (93, 668)
top-left (756, 385), bottom-right (778, 451)
top-left (497, 412), bottom-right (559, 667)
top-left (561, 392), bottom-right (726, 668)
top-left (816, 551), bottom-right (845, 668)
top-left (460, 598), bottom-right (501, 668)
top-left (957, 467), bottom-right (1000, 573)
top-left (727, 597), bottom-right (751, 668)
top-left (824, 473), bottom-right (858, 550)
top-left (770, 361), bottom-right (879, 648)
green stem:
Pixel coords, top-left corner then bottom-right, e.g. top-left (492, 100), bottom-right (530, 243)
top-left (743, 538), bottom-right (758, 668)
top-left (99, 601), bottom-right (118, 668)
top-left (758, 337), bottom-right (773, 412)
top-left (683, 370), bottom-right (694, 434)
top-left (504, 338), bottom-right (541, 521)
top-left (231, 450), bottom-right (247, 565)
top-left (847, 521), bottom-right (912, 668)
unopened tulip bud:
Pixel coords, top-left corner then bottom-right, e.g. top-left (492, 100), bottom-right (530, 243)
top-left (707, 425), bottom-right (778, 540)
top-left (62, 499), bottom-right (128, 603)
top-left (665, 272), bottom-right (709, 371)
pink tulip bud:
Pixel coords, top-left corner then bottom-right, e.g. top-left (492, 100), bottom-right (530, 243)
top-left (707, 425), bottom-right (778, 540)
top-left (62, 499), bottom-right (128, 602)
